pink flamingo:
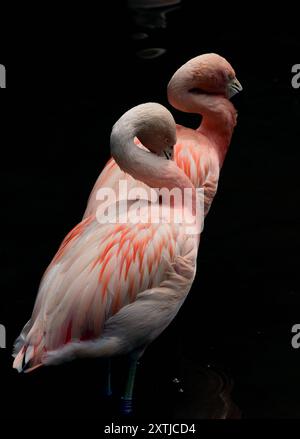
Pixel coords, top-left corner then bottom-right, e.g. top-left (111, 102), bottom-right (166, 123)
top-left (13, 103), bottom-right (200, 414)
top-left (83, 53), bottom-right (242, 220)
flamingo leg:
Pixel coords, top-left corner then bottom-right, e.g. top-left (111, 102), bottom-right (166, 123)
top-left (104, 359), bottom-right (112, 397)
top-left (120, 358), bottom-right (139, 415)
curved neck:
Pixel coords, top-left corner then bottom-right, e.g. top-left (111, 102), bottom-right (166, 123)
top-left (169, 89), bottom-right (237, 166)
top-left (110, 122), bottom-right (197, 215)
top-left (198, 95), bottom-right (237, 166)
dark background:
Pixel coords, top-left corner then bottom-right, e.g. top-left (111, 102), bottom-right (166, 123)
top-left (1, 1), bottom-right (300, 420)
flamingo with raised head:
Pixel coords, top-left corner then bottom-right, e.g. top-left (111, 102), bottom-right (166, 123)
top-left (83, 53), bottom-right (242, 220)
top-left (13, 103), bottom-right (200, 414)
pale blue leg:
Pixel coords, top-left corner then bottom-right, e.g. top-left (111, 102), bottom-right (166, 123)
top-left (120, 358), bottom-right (139, 415)
top-left (104, 359), bottom-right (112, 397)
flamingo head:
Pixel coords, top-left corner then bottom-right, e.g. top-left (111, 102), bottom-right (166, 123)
top-left (111, 102), bottom-right (177, 165)
top-left (131, 102), bottom-right (177, 160)
top-left (168, 53), bottom-right (242, 104)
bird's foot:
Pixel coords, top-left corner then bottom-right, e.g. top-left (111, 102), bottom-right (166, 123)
top-left (120, 397), bottom-right (133, 415)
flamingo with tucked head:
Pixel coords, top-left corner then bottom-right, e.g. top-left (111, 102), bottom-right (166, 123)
top-left (83, 53), bottom-right (242, 219)
top-left (13, 103), bottom-right (200, 414)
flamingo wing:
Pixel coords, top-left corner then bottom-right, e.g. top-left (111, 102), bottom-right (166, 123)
top-left (175, 139), bottom-right (219, 214)
top-left (13, 215), bottom-right (195, 372)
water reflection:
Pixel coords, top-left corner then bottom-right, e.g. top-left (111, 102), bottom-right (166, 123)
top-left (129, 5), bottom-right (180, 29)
top-left (128, 0), bottom-right (181, 59)
top-left (128, 0), bottom-right (181, 6)
top-left (168, 362), bottom-right (241, 419)
top-left (136, 47), bottom-right (167, 59)
top-left (131, 32), bottom-right (149, 41)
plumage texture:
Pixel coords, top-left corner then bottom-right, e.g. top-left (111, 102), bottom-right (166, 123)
top-left (13, 103), bottom-right (199, 372)
top-left (13, 50), bottom-right (243, 374)
top-left (13, 214), bottom-right (197, 371)
top-left (83, 53), bottom-right (241, 220)
top-left (83, 128), bottom-right (220, 219)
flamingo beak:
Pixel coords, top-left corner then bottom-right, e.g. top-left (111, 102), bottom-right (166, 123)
top-left (228, 77), bottom-right (243, 98)
top-left (163, 148), bottom-right (173, 160)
